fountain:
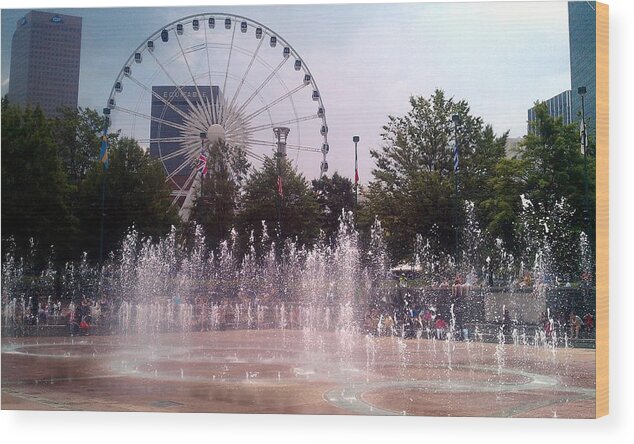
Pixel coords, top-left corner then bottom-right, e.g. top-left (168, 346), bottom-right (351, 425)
top-left (1, 209), bottom-right (596, 417)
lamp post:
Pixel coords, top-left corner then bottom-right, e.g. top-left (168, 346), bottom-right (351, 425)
top-left (452, 114), bottom-right (460, 264)
top-left (578, 86), bottom-right (590, 237)
top-left (273, 127), bottom-right (290, 237)
top-left (199, 131), bottom-right (207, 200)
top-left (353, 135), bottom-right (360, 208)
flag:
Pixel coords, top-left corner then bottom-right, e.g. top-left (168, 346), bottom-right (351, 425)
top-left (277, 175), bottom-right (284, 198)
top-left (99, 132), bottom-right (109, 170)
top-left (580, 119), bottom-right (587, 155)
top-left (453, 140), bottom-right (459, 174)
top-left (197, 153), bottom-right (208, 175)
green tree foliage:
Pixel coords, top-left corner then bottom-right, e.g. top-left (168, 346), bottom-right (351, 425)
top-left (52, 107), bottom-right (105, 184)
top-left (188, 141), bottom-right (249, 252)
top-left (521, 102), bottom-right (594, 233)
top-left (1, 97), bottom-right (180, 265)
top-left (1, 100), bottom-right (76, 263)
top-left (311, 172), bottom-right (355, 242)
top-left (364, 89), bottom-right (507, 265)
top-left (516, 102), bottom-right (595, 277)
top-left (238, 155), bottom-right (320, 255)
top-left (479, 157), bottom-right (528, 255)
top-left (75, 137), bottom-right (179, 260)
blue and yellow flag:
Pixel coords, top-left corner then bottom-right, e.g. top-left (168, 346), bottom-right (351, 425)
top-left (99, 131), bottom-right (109, 170)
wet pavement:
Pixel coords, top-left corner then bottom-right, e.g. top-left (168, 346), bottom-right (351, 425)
top-left (1, 330), bottom-right (596, 417)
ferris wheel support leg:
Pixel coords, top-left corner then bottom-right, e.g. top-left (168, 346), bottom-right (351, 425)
top-left (179, 173), bottom-right (203, 222)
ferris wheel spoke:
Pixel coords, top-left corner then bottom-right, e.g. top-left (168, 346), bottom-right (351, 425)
top-left (159, 144), bottom-right (198, 162)
top-left (138, 136), bottom-right (189, 144)
top-left (180, 166), bottom-right (199, 193)
top-left (126, 75), bottom-right (193, 123)
top-left (234, 57), bottom-right (289, 117)
top-left (244, 150), bottom-right (266, 163)
top-left (232, 83), bottom-right (308, 130)
top-left (166, 156), bottom-right (197, 181)
top-left (203, 23), bottom-right (218, 124)
top-left (113, 106), bottom-right (190, 132)
top-left (175, 32), bottom-right (214, 126)
top-left (148, 49), bottom-right (209, 127)
top-left (249, 139), bottom-right (321, 153)
top-left (222, 21), bottom-right (238, 109)
top-left (248, 114), bottom-right (319, 133)
top-left (227, 36), bottom-right (265, 113)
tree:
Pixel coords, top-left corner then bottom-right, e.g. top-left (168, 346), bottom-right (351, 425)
top-left (237, 155), bottom-right (320, 257)
top-left (52, 107), bottom-right (105, 184)
top-left (1, 99), bottom-right (76, 265)
top-left (364, 89), bottom-right (506, 266)
top-left (479, 157), bottom-right (528, 256)
top-left (516, 102), bottom-right (595, 278)
top-left (76, 137), bottom-right (179, 259)
top-left (521, 102), bottom-right (593, 233)
top-left (188, 141), bottom-right (249, 252)
top-left (311, 172), bottom-right (355, 242)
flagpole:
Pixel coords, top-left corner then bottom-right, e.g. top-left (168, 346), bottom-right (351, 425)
top-left (353, 136), bottom-right (359, 210)
top-left (99, 108), bottom-right (110, 263)
top-left (452, 114), bottom-right (460, 265)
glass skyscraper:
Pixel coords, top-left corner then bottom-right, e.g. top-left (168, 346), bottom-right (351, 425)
top-left (568, 1), bottom-right (596, 137)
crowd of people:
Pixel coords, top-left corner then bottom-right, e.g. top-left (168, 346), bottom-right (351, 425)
top-left (539, 310), bottom-right (595, 341)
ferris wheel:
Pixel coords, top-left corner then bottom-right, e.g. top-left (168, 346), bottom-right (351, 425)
top-left (105, 13), bottom-right (329, 220)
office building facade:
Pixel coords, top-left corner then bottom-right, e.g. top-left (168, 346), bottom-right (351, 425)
top-left (8, 10), bottom-right (82, 116)
top-left (568, 1), bottom-right (596, 136)
top-left (150, 85), bottom-right (220, 191)
top-left (527, 89), bottom-right (573, 133)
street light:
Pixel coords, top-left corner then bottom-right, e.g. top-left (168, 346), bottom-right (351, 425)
top-left (273, 127), bottom-right (290, 236)
top-left (199, 132), bottom-right (207, 200)
top-left (577, 86), bottom-right (590, 238)
top-left (353, 135), bottom-right (360, 208)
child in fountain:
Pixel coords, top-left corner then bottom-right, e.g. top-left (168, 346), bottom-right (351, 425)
top-left (435, 315), bottom-right (447, 340)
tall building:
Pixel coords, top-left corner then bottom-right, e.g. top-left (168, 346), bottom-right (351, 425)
top-left (527, 90), bottom-right (573, 133)
top-left (568, 1), bottom-right (596, 136)
top-left (8, 10), bottom-right (82, 116)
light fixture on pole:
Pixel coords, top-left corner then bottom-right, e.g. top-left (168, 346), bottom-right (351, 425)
top-left (578, 86), bottom-right (590, 239)
top-left (273, 127), bottom-right (290, 235)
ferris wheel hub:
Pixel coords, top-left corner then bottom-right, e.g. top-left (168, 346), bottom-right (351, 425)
top-left (206, 123), bottom-right (226, 146)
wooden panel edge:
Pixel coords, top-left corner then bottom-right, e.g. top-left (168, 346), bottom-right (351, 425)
top-left (595, 0), bottom-right (609, 419)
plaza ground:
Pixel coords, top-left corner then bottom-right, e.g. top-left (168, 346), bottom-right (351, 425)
top-left (1, 330), bottom-right (595, 417)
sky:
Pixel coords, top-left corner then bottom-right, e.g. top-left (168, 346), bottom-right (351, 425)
top-left (1, 0), bottom-right (572, 183)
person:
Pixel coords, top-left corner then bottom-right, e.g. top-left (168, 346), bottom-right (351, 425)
top-left (68, 304), bottom-right (80, 336)
top-left (37, 303), bottom-right (47, 325)
top-left (383, 314), bottom-right (395, 336)
top-left (398, 274), bottom-right (408, 288)
top-left (569, 312), bottom-right (583, 339)
top-left (422, 309), bottom-right (433, 331)
top-left (435, 315), bottom-right (447, 340)
top-left (583, 313), bottom-right (594, 336)
top-left (502, 309), bottom-right (512, 336)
